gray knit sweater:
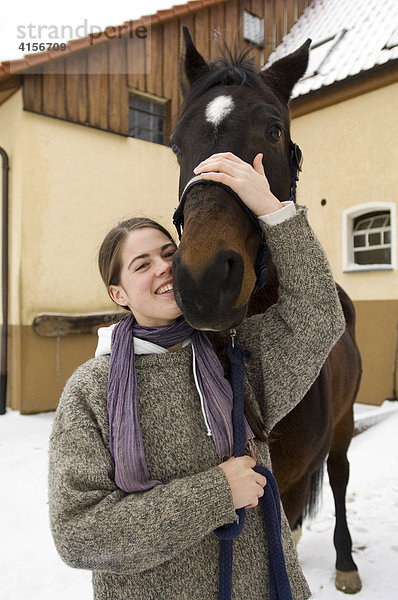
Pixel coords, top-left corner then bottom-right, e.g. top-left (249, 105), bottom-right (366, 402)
top-left (49, 207), bottom-right (346, 600)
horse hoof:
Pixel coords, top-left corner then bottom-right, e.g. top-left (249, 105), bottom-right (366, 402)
top-left (335, 569), bottom-right (362, 594)
top-left (291, 524), bottom-right (302, 547)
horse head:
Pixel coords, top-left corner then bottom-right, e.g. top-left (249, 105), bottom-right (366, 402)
top-left (171, 28), bottom-right (310, 331)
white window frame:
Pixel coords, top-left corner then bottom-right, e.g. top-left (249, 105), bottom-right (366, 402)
top-left (342, 202), bottom-right (396, 272)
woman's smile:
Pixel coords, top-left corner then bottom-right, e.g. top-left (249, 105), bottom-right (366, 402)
top-left (155, 280), bottom-right (174, 296)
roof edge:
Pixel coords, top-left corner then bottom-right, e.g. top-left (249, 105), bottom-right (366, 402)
top-left (0, 0), bottom-right (228, 79)
top-left (290, 58), bottom-right (398, 118)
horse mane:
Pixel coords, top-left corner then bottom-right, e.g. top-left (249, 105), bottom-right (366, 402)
top-left (181, 36), bottom-right (269, 109)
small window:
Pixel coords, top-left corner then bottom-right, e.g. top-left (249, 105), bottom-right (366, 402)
top-left (128, 92), bottom-right (168, 145)
top-left (352, 212), bottom-right (391, 266)
top-left (343, 203), bottom-right (396, 272)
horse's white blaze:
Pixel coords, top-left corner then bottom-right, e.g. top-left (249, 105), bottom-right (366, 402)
top-left (205, 95), bottom-right (234, 127)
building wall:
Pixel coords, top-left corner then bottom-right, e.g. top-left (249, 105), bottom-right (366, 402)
top-left (2, 82), bottom-right (397, 412)
top-left (354, 300), bottom-right (397, 405)
top-left (291, 82), bottom-right (398, 404)
top-left (0, 90), bottom-right (180, 412)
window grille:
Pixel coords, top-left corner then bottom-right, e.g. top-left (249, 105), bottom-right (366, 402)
top-left (128, 93), bottom-right (168, 145)
top-left (353, 212), bottom-right (391, 266)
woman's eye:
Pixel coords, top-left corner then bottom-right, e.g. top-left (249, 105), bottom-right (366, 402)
top-left (165, 251), bottom-right (176, 259)
top-left (135, 263), bottom-right (148, 271)
top-left (267, 124), bottom-right (282, 141)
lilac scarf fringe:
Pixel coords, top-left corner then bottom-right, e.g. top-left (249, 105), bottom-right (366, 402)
top-left (107, 315), bottom-right (254, 493)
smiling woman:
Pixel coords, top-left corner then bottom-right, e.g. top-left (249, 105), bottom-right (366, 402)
top-left (48, 153), bottom-right (346, 600)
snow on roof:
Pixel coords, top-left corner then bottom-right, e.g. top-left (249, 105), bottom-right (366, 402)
top-left (265, 0), bottom-right (398, 99)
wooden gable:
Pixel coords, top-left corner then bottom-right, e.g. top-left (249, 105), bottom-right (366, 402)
top-left (22, 0), bottom-right (310, 137)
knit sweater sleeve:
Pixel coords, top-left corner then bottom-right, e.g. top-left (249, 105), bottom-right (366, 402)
top-left (48, 360), bottom-right (237, 575)
top-left (238, 205), bottom-right (346, 432)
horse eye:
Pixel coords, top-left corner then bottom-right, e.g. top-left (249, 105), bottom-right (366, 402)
top-left (267, 124), bottom-right (282, 141)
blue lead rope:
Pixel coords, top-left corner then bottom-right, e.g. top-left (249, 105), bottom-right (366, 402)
top-left (213, 332), bottom-right (294, 600)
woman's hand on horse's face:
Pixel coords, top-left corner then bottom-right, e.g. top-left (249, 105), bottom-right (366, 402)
top-left (193, 152), bottom-right (281, 217)
top-left (218, 455), bottom-right (267, 510)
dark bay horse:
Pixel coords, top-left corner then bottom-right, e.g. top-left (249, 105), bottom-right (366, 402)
top-left (170, 28), bottom-right (362, 594)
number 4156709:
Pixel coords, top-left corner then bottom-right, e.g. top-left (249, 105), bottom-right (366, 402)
top-left (19, 42), bottom-right (67, 52)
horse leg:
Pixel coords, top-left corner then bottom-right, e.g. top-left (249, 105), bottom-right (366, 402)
top-left (327, 409), bottom-right (362, 594)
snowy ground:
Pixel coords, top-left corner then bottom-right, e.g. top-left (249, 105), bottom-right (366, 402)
top-left (1, 404), bottom-right (397, 600)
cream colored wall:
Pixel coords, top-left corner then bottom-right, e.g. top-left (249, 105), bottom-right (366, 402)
top-left (291, 82), bottom-right (398, 301)
top-left (14, 100), bottom-right (180, 325)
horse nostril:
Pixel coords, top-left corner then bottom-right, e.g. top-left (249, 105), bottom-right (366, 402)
top-left (219, 251), bottom-right (243, 292)
top-left (223, 257), bottom-right (235, 283)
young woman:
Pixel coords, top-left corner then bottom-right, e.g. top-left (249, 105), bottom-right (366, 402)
top-left (49, 153), bottom-right (345, 600)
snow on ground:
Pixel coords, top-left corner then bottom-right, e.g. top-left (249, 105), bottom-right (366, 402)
top-left (0, 405), bottom-right (397, 600)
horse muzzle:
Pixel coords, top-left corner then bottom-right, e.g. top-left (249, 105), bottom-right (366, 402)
top-left (172, 249), bottom-right (247, 331)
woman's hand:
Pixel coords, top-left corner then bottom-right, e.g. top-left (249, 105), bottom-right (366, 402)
top-left (218, 455), bottom-right (267, 510)
top-left (193, 152), bottom-right (281, 217)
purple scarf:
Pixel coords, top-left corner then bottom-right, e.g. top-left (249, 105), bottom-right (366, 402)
top-left (107, 315), bottom-right (254, 493)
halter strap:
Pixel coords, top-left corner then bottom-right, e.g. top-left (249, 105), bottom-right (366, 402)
top-left (289, 142), bottom-right (303, 204)
top-left (172, 142), bottom-right (303, 293)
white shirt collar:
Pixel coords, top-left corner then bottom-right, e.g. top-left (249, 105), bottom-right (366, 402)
top-left (95, 323), bottom-right (190, 356)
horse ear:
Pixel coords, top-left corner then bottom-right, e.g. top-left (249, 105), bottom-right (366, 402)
top-left (179, 26), bottom-right (210, 97)
top-left (261, 39), bottom-right (311, 104)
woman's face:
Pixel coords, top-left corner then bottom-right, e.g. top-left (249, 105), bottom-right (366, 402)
top-left (109, 227), bottom-right (182, 327)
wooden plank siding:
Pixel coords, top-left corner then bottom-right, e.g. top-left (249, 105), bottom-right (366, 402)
top-left (42, 60), bottom-right (66, 118)
top-left (194, 7), bottom-right (211, 60)
top-left (22, 0), bottom-right (306, 138)
top-left (87, 44), bottom-right (108, 130)
top-left (65, 53), bottom-right (88, 124)
top-left (210, 2), bottom-right (226, 58)
top-left (108, 38), bottom-right (129, 134)
top-left (23, 72), bottom-right (43, 113)
top-left (163, 19), bottom-right (181, 129)
top-left (224, 0), bottom-right (240, 52)
top-left (250, 0), bottom-right (266, 64)
top-left (147, 24), bottom-right (164, 98)
top-left (261, 0), bottom-right (274, 53)
top-left (275, 0), bottom-right (287, 50)
top-left (127, 28), bottom-right (147, 91)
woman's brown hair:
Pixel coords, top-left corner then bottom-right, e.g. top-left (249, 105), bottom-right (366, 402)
top-left (98, 217), bottom-right (175, 307)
